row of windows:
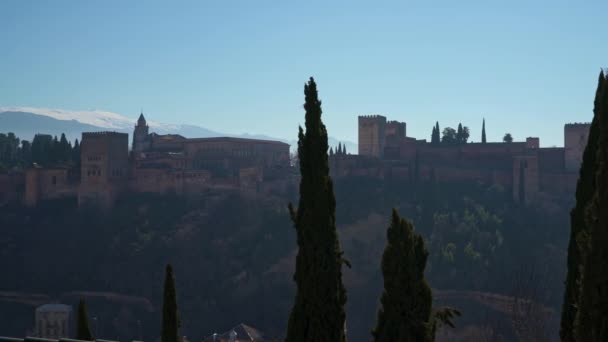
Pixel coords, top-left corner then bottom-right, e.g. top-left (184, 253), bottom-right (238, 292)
top-left (87, 169), bottom-right (101, 177)
top-left (87, 155), bottom-right (102, 161)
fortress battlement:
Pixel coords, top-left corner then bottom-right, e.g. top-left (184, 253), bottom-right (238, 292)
top-left (82, 131), bottom-right (128, 137)
top-left (358, 115), bottom-right (386, 119)
top-left (565, 123), bottom-right (592, 127)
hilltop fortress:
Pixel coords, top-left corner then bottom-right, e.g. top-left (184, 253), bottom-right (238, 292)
top-left (23, 113), bottom-right (292, 207)
top-left (0, 113), bottom-right (590, 207)
top-left (328, 115), bottom-right (590, 205)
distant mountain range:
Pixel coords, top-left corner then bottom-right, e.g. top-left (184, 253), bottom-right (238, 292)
top-left (0, 107), bottom-right (357, 153)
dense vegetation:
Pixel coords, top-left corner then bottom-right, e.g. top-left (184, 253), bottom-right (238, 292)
top-left (1, 77), bottom-right (592, 341)
top-left (430, 122), bottom-right (471, 145)
top-left (0, 132), bottom-right (80, 171)
top-left (0, 173), bottom-right (571, 341)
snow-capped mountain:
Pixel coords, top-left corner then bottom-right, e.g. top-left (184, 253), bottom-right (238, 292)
top-left (0, 106), bottom-right (179, 131)
top-left (0, 107), bottom-right (358, 153)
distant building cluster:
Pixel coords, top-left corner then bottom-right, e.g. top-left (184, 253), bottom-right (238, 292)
top-left (328, 115), bottom-right (591, 205)
top-left (0, 113), bottom-right (591, 207)
top-left (19, 113), bottom-right (293, 207)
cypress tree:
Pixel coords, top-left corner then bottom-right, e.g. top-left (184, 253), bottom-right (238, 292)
top-left (432, 122), bottom-right (441, 146)
top-left (161, 264), bottom-right (181, 342)
top-left (576, 70), bottom-right (608, 341)
top-left (560, 72), bottom-right (602, 342)
top-left (285, 77), bottom-right (347, 342)
top-left (435, 122), bottom-right (440, 142)
top-left (59, 133), bottom-right (70, 162)
top-left (456, 123), bottom-right (464, 144)
top-left (73, 139), bottom-right (81, 166)
top-left (52, 135), bottom-right (59, 163)
top-left (372, 209), bottom-right (433, 342)
top-left (76, 298), bottom-right (95, 341)
top-left (482, 118), bottom-right (487, 143)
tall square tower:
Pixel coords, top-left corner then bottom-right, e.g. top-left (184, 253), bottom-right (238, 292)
top-left (358, 115), bottom-right (387, 158)
top-left (564, 123), bottom-right (591, 172)
top-left (79, 131), bottom-right (129, 206)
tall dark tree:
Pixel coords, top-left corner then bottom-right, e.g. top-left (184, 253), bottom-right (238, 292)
top-left (441, 127), bottom-right (457, 145)
top-left (576, 70), bottom-right (608, 341)
top-left (461, 126), bottom-right (470, 144)
top-left (456, 123), bottom-right (464, 143)
top-left (161, 264), bottom-right (181, 342)
top-left (285, 77), bottom-right (347, 342)
top-left (482, 118), bottom-right (487, 143)
top-left (503, 133), bottom-right (513, 143)
top-left (435, 122), bottom-right (440, 143)
top-left (76, 298), bottom-right (95, 340)
top-left (21, 140), bottom-right (32, 165)
top-left (431, 125), bottom-right (438, 145)
top-left (372, 209), bottom-right (433, 342)
top-left (73, 139), bottom-right (81, 166)
top-left (31, 134), bottom-right (52, 165)
top-left (52, 135), bottom-right (60, 162)
top-left (560, 72), bottom-right (602, 342)
top-left (59, 133), bottom-right (71, 162)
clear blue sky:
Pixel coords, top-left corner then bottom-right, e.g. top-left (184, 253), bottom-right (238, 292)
top-left (1, 0), bottom-right (607, 146)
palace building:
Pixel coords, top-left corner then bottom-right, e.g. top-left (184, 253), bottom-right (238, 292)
top-left (23, 113), bottom-right (291, 207)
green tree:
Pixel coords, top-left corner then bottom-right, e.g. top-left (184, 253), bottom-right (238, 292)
top-left (59, 133), bottom-right (71, 162)
top-left (482, 118), bottom-right (487, 143)
top-left (161, 264), bottom-right (181, 342)
top-left (576, 70), bottom-right (608, 341)
top-left (52, 135), bottom-right (60, 162)
top-left (73, 139), bottom-right (81, 166)
top-left (31, 134), bottom-right (53, 165)
top-left (285, 77), bottom-right (347, 342)
top-left (21, 140), bottom-right (32, 166)
top-left (76, 298), bottom-right (95, 340)
top-left (560, 72), bottom-right (602, 342)
top-left (372, 209), bottom-right (433, 342)
top-left (503, 133), bottom-right (513, 143)
top-left (435, 122), bottom-right (440, 142)
top-left (431, 124), bottom-right (439, 145)
top-left (441, 127), bottom-right (457, 145)
top-left (454, 123), bottom-right (470, 144)
top-left (457, 123), bottom-right (463, 143)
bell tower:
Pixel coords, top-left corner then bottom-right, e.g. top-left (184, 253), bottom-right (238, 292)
top-left (133, 112), bottom-right (149, 152)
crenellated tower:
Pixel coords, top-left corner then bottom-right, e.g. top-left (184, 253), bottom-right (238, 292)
top-left (358, 115), bottom-right (387, 158)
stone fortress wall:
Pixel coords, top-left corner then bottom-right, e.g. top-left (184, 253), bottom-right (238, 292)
top-left (5, 112), bottom-right (591, 207)
top-left (328, 115), bottom-right (591, 205)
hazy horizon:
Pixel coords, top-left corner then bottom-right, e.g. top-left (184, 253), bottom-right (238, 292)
top-left (2, 0), bottom-right (607, 146)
